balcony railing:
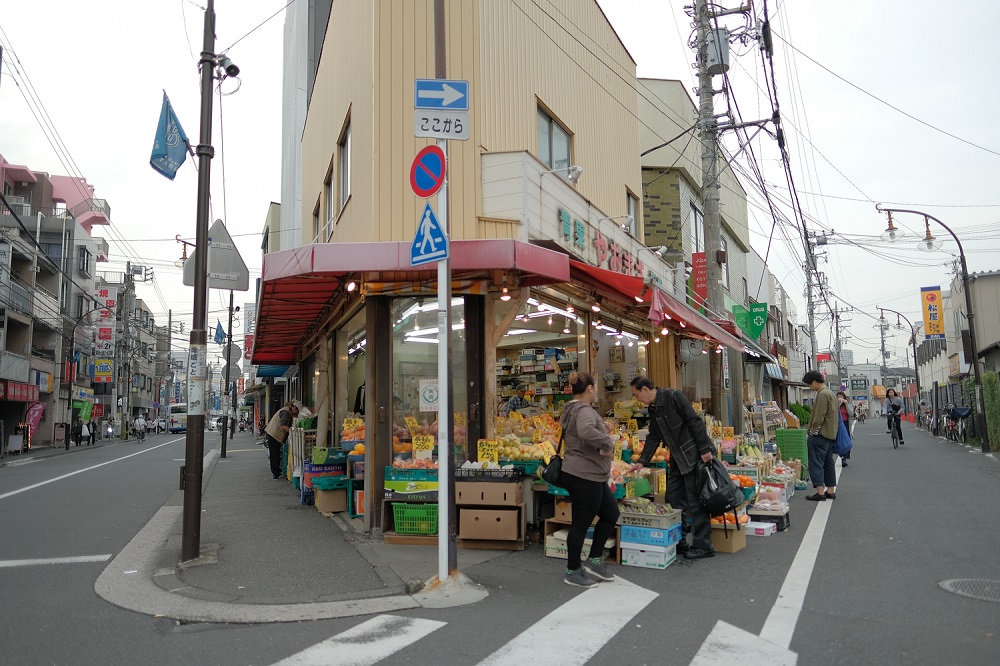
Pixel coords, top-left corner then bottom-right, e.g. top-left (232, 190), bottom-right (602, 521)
top-left (70, 198), bottom-right (111, 223)
top-left (32, 287), bottom-right (61, 323)
top-left (2, 282), bottom-right (32, 314)
top-left (0, 350), bottom-right (30, 382)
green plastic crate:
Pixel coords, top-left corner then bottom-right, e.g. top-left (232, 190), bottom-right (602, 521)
top-left (384, 467), bottom-right (439, 481)
top-left (312, 475), bottom-right (349, 490)
top-left (392, 503), bottom-right (438, 535)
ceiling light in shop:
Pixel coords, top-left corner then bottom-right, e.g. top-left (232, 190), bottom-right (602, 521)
top-left (504, 328), bottom-right (538, 336)
top-left (627, 339), bottom-right (634, 347)
top-left (346, 280), bottom-right (357, 292)
top-left (591, 296), bottom-right (602, 313)
top-left (563, 318), bottom-right (571, 334)
top-left (566, 304), bottom-right (574, 314)
top-left (615, 338), bottom-right (621, 346)
top-left (654, 336), bottom-right (661, 343)
top-left (660, 326), bottom-right (669, 336)
top-left (547, 316), bottom-right (553, 326)
top-left (405, 337), bottom-right (439, 344)
top-left (500, 286), bottom-right (511, 301)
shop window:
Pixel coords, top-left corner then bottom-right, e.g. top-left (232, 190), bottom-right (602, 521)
top-left (494, 293), bottom-right (589, 417)
top-left (391, 297), bottom-right (468, 459)
top-left (690, 203), bottom-right (704, 254)
top-left (537, 108), bottom-right (572, 179)
top-left (721, 238), bottom-right (730, 290)
top-left (339, 121), bottom-right (351, 212)
top-left (625, 192), bottom-right (638, 237)
top-left (312, 199), bottom-right (321, 243)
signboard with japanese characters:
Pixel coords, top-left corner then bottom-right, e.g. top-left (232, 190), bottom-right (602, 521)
top-left (921, 286), bottom-right (945, 340)
top-left (93, 286), bottom-right (118, 383)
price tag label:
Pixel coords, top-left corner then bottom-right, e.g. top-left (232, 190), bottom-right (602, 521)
top-left (632, 435), bottom-right (641, 449)
top-left (404, 416), bottom-right (419, 433)
top-left (343, 418), bottom-right (363, 432)
top-left (477, 439), bottom-right (499, 464)
top-left (627, 419), bottom-right (638, 433)
top-left (658, 472), bottom-right (667, 494)
top-left (412, 435), bottom-right (435, 459)
top-left (613, 439), bottom-right (623, 461)
top-left (723, 427), bottom-right (735, 439)
top-left (532, 428), bottom-right (542, 443)
top-left (532, 416), bottom-right (544, 429)
top-left (711, 426), bottom-right (723, 439)
top-left (614, 402), bottom-right (630, 418)
top-left (692, 402), bottom-right (703, 413)
top-left (454, 412), bottom-right (465, 428)
top-left (538, 439), bottom-right (557, 464)
top-left (509, 411), bottom-right (524, 421)
top-left (625, 482), bottom-right (635, 499)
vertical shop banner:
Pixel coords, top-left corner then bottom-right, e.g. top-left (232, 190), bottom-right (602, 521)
top-left (690, 252), bottom-right (708, 312)
top-left (94, 285), bottom-right (118, 382)
top-left (92, 403), bottom-right (105, 419)
top-left (244, 334), bottom-right (254, 360)
top-left (26, 402), bottom-right (45, 434)
top-left (921, 286), bottom-right (945, 339)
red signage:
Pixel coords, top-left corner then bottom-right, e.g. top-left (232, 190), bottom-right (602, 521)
top-left (0, 381), bottom-right (6, 400)
top-left (593, 231), bottom-right (645, 277)
top-left (409, 145), bottom-right (447, 198)
top-left (691, 252), bottom-right (708, 310)
top-left (817, 353), bottom-right (832, 364)
top-left (92, 404), bottom-right (105, 419)
top-left (244, 335), bottom-right (254, 360)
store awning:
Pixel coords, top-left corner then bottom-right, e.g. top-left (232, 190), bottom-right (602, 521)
top-left (762, 363), bottom-right (785, 380)
top-left (253, 240), bottom-right (572, 364)
top-left (568, 260), bottom-right (648, 304)
top-left (649, 289), bottom-right (744, 351)
top-left (743, 336), bottom-right (778, 363)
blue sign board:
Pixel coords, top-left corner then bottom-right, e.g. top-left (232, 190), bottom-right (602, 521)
top-left (174, 381), bottom-right (181, 402)
top-left (414, 79), bottom-right (469, 110)
top-left (214, 395), bottom-right (221, 411)
top-left (410, 202), bottom-right (449, 266)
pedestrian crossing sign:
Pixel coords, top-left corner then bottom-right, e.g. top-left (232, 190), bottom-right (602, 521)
top-left (410, 202), bottom-right (449, 266)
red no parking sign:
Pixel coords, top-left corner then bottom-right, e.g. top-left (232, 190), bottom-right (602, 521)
top-left (409, 145), bottom-right (446, 198)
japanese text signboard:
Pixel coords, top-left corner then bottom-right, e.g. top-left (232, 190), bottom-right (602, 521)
top-left (921, 286), bottom-right (945, 340)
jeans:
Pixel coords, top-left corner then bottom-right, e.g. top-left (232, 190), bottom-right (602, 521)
top-left (666, 459), bottom-right (713, 551)
top-left (266, 434), bottom-right (284, 478)
top-left (560, 471), bottom-right (620, 570)
top-left (807, 434), bottom-right (837, 488)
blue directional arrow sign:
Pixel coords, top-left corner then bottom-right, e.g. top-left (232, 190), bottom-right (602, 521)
top-left (410, 202), bottom-right (449, 266)
top-left (414, 79), bottom-right (469, 110)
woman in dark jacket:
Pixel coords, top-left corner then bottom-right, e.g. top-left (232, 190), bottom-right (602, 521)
top-left (837, 391), bottom-right (852, 467)
top-left (558, 371), bottom-right (619, 588)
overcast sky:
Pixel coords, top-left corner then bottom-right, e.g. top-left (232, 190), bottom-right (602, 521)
top-left (2, 0), bottom-right (998, 371)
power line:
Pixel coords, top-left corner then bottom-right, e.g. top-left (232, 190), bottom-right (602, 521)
top-left (219, 0), bottom-right (299, 54)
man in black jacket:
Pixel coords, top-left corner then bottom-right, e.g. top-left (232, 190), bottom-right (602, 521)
top-left (629, 376), bottom-right (717, 560)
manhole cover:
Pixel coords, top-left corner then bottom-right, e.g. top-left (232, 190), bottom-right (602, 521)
top-left (939, 579), bottom-right (1000, 602)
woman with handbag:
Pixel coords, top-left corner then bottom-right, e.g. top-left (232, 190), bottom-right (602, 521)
top-left (836, 391), bottom-right (852, 467)
top-left (557, 371), bottom-right (619, 588)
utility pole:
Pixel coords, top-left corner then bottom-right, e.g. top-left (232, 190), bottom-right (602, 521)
top-left (121, 261), bottom-right (134, 438)
top-left (803, 237), bottom-right (819, 370)
top-left (878, 313), bottom-right (890, 381)
top-left (696, 0), bottom-right (726, 423)
top-left (221, 290), bottom-right (234, 458)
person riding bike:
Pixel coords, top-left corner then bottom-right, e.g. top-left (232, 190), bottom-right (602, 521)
top-left (134, 415), bottom-right (147, 442)
top-left (884, 389), bottom-right (904, 445)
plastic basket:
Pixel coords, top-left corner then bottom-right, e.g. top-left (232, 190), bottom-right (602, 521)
top-left (312, 475), bottom-right (350, 491)
top-left (392, 503), bottom-right (438, 535)
top-left (620, 449), bottom-right (633, 462)
top-left (548, 484), bottom-right (570, 496)
top-left (340, 439), bottom-right (364, 452)
top-left (742, 486), bottom-right (756, 502)
top-left (618, 508), bottom-right (682, 529)
top-left (500, 459), bottom-right (541, 476)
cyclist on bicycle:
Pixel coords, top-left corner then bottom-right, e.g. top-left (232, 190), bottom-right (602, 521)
top-left (134, 415), bottom-right (147, 442)
top-left (884, 389), bottom-right (904, 445)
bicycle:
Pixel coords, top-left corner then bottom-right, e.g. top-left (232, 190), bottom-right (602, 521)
top-left (889, 415), bottom-right (902, 449)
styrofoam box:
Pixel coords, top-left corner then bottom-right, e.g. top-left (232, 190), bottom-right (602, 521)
top-left (621, 542), bottom-right (677, 569)
top-left (745, 521), bottom-right (776, 537)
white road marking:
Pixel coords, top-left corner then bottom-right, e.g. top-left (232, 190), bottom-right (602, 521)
top-left (0, 554), bottom-right (113, 568)
top-left (691, 620), bottom-right (797, 666)
top-left (757, 462), bottom-right (843, 650)
top-left (477, 576), bottom-right (658, 665)
top-left (0, 438), bottom-right (184, 502)
top-left (271, 615), bottom-right (446, 665)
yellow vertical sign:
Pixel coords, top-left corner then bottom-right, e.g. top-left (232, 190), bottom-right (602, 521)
top-left (921, 286), bottom-right (945, 339)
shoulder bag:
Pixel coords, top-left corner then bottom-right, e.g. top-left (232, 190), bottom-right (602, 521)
top-left (540, 432), bottom-right (566, 486)
top-left (833, 418), bottom-right (853, 456)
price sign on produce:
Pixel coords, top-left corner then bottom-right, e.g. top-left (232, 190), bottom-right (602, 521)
top-left (532, 416), bottom-right (544, 429)
top-left (477, 439), bottom-right (499, 464)
top-left (625, 482), bottom-right (634, 499)
top-left (454, 412), bottom-right (466, 428)
top-left (711, 426), bottom-right (723, 439)
top-left (723, 427), bottom-right (734, 439)
top-left (404, 416), bottom-right (419, 436)
top-left (532, 428), bottom-right (542, 443)
top-left (412, 435), bottom-right (435, 459)
top-left (538, 440), bottom-right (557, 464)
top-left (627, 419), bottom-right (638, 433)
top-left (658, 473), bottom-right (667, 494)
top-left (613, 439), bottom-right (623, 462)
top-left (343, 418), bottom-right (363, 431)
top-left (632, 435), bottom-right (641, 448)
top-left (509, 411), bottom-right (523, 421)
top-left (614, 402), bottom-right (630, 418)
top-left (692, 402), bottom-right (703, 413)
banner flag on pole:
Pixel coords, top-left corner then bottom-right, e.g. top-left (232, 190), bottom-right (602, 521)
top-left (150, 91), bottom-right (190, 180)
top-left (214, 321), bottom-right (226, 345)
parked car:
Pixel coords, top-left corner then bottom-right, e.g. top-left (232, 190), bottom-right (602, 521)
top-left (207, 419), bottom-right (218, 431)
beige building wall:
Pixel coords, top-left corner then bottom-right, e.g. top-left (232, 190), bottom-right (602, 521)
top-left (301, 0), bottom-right (640, 247)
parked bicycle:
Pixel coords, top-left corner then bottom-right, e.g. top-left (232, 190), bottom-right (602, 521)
top-left (946, 405), bottom-right (972, 443)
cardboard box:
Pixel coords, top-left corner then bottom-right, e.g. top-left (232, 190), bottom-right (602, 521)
top-left (543, 523), bottom-right (619, 563)
top-left (303, 462), bottom-right (347, 488)
top-left (314, 488), bottom-right (348, 513)
top-left (552, 499), bottom-right (598, 525)
top-left (711, 526), bottom-right (747, 553)
top-left (745, 521), bottom-right (776, 536)
top-left (619, 523), bottom-right (682, 548)
top-left (621, 542), bottom-right (676, 569)
top-left (459, 507), bottom-right (522, 541)
top-left (456, 481), bottom-right (523, 506)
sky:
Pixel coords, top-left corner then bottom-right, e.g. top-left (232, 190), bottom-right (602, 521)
top-left (2, 0), bottom-right (999, 372)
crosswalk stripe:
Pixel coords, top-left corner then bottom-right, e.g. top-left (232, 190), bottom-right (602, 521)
top-left (272, 615), bottom-right (446, 666)
top-left (477, 576), bottom-right (658, 666)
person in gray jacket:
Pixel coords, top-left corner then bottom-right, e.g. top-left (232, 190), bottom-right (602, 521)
top-left (558, 371), bottom-right (619, 588)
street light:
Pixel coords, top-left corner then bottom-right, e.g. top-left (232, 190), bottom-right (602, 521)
top-left (877, 306), bottom-right (921, 408)
top-left (876, 203), bottom-right (989, 452)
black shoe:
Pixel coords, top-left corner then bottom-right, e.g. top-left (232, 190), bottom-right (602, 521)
top-left (899, 440), bottom-right (904, 445)
top-left (825, 492), bottom-right (837, 500)
top-left (675, 539), bottom-right (690, 555)
top-left (841, 461), bottom-right (848, 467)
top-left (806, 493), bottom-right (827, 501)
top-left (684, 548), bottom-right (715, 560)
top-left (272, 474), bottom-right (281, 479)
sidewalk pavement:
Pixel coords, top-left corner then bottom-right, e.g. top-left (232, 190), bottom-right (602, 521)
top-left (96, 429), bottom-right (495, 623)
top-left (0, 432), bottom-right (157, 467)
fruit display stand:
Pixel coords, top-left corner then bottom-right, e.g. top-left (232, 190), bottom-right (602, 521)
top-left (747, 403), bottom-right (787, 444)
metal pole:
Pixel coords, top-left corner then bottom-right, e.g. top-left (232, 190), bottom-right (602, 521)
top-left (221, 291), bottom-right (233, 458)
top-left (433, 0), bottom-right (457, 580)
top-left (182, 0), bottom-right (216, 562)
top-left (876, 206), bottom-right (989, 452)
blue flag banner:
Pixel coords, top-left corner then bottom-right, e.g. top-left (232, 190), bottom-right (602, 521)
top-left (214, 321), bottom-right (226, 345)
top-left (150, 92), bottom-right (190, 180)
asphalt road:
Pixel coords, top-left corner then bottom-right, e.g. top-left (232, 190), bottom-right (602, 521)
top-left (1, 422), bottom-right (997, 665)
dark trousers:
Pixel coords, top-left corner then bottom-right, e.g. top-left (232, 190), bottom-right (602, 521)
top-left (666, 460), bottom-right (712, 551)
top-left (266, 434), bottom-right (283, 478)
top-left (807, 434), bottom-right (837, 488)
top-left (561, 471), bottom-right (620, 570)
top-left (840, 419), bottom-right (851, 460)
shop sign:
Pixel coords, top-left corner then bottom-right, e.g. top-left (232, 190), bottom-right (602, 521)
top-left (92, 404), bottom-right (105, 419)
top-left (722, 348), bottom-right (730, 390)
top-left (733, 302), bottom-right (768, 341)
top-left (593, 230), bottom-right (645, 278)
top-left (538, 439), bottom-right (557, 464)
top-left (850, 378), bottom-right (868, 392)
top-left (558, 208), bottom-right (588, 253)
top-left (921, 286), bottom-right (945, 340)
top-left (418, 378), bottom-right (439, 412)
top-left (691, 252), bottom-right (708, 311)
top-left (477, 439), bottom-right (499, 464)
top-left (772, 341), bottom-right (789, 378)
top-left (949, 354), bottom-right (961, 376)
top-left (817, 353), bottom-right (832, 363)
top-left (94, 286), bottom-right (117, 383)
